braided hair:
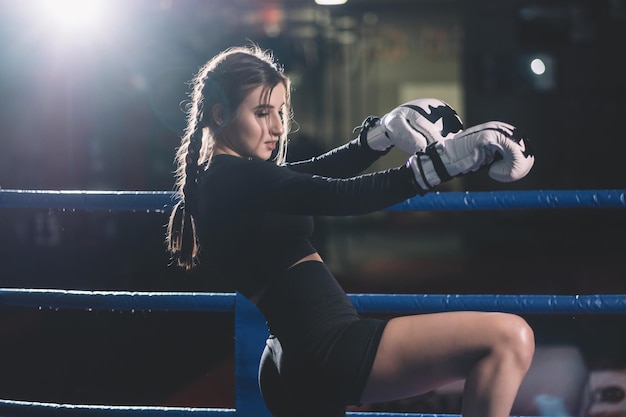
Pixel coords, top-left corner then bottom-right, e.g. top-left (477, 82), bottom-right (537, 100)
top-left (166, 45), bottom-right (292, 270)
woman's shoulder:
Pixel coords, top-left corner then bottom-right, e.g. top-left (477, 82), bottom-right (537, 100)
top-left (211, 154), bottom-right (279, 168)
top-left (203, 155), bottom-right (289, 184)
top-left (210, 154), bottom-right (282, 171)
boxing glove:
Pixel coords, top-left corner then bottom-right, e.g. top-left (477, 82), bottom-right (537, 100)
top-left (359, 98), bottom-right (464, 153)
top-left (407, 121), bottom-right (535, 190)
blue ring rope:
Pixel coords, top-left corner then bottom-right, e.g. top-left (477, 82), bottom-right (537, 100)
top-left (0, 399), bottom-right (451, 417)
top-left (0, 288), bottom-right (236, 312)
top-left (0, 189), bottom-right (624, 211)
top-left (1, 288), bottom-right (625, 314)
top-left (0, 400), bottom-right (234, 416)
top-left (387, 189), bottom-right (626, 211)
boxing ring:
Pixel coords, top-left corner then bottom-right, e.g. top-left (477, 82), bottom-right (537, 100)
top-left (0, 188), bottom-right (625, 417)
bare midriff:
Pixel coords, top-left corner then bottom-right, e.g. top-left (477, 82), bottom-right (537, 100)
top-left (289, 252), bottom-right (323, 268)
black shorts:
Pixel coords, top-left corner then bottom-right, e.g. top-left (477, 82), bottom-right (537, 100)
top-left (257, 261), bottom-right (388, 416)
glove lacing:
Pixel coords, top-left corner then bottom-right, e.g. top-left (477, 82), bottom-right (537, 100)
top-left (353, 115), bottom-right (382, 142)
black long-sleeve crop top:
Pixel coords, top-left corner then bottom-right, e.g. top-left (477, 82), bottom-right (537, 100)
top-left (195, 138), bottom-right (422, 298)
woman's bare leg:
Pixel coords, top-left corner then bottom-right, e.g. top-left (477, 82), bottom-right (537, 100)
top-left (360, 311), bottom-right (535, 417)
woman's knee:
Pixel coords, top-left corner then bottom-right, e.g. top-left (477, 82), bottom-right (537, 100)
top-left (489, 313), bottom-right (535, 371)
top-left (500, 314), bottom-right (535, 371)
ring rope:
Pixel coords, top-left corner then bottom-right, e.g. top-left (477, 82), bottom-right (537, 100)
top-left (0, 399), bottom-right (234, 416)
top-left (0, 399), bottom-right (450, 417)
top-left (0, 401), bottom-right (430, 417)
top-left (0, 189), bottom-right (624, 211)
top-left (1, 288), bottom-right (625, 314)
top-left (388, 188), bottom-right (626, 211)
top-left (0, 288), bottom-right (235, 312)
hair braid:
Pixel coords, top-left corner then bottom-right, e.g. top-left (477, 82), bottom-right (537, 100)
top-left (167, 121), bottom-right (204, 270)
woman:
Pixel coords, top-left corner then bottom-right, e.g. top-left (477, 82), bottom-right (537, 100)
top-left (167, 45), bottom-right (535, 417)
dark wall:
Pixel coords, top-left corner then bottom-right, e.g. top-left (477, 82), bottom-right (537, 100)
top-left (462, 0), bottom-right (626, 191)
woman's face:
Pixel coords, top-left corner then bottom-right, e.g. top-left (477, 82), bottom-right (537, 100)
top-left (216, 83), bottom-right (286, 161)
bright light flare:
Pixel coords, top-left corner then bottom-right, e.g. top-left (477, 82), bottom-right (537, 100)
top-left (33, 0), bottom-right (109, 38)
top-left (530, 58), bottom-right (546, 75)
top-left (526, 54), bottom-right (556, 91)
top-left (315, 0), bottom-right (348, 5)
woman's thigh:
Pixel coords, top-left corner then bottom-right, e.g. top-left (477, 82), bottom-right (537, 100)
top-left (360, 311), bottom-right (533, 404)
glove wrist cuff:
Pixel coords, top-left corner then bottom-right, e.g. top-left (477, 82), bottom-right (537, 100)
top-left (424, 144), bottom-right (453, 183)
top-left (407, 154), bottom-right (443, 190)
top-left (355, 116), bottom-right (393, 152)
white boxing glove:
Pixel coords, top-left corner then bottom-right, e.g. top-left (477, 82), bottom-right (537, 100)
top-left (407, 121), bottom-right (535, 190)
top-left (358, 98), bottom-right (464, 153)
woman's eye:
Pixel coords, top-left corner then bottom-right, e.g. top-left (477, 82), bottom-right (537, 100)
top-left (256, 111), bottom-right (269, 117)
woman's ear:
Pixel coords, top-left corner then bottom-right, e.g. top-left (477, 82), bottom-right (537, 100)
top-left (212, 104), bottom-right (224, 126)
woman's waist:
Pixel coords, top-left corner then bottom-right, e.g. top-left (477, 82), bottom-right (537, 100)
top-left (250, 253), bottom-right (323, 304)
top-left (256, 260), bottom-right (359, 350)
top-left (209, 239), bottom-right (318, 299)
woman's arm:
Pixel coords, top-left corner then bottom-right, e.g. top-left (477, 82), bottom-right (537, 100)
top-left (285, 137), bottom-right (390, 179)
top-left (243, 157), bottom-right (421, 216)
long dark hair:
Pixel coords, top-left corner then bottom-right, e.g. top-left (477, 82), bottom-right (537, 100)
top-left (166, 45), bottom-right (292, 270)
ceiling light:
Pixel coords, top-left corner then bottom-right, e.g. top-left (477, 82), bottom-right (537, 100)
top-left (315, 0), bottom-right (348, 5)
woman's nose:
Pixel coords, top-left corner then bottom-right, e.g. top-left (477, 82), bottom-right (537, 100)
top-left (269, 112), bottom-right (284, 136)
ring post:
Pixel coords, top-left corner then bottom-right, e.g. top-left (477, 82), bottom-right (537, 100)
top-left (234, 293), bottom-right (272, 417)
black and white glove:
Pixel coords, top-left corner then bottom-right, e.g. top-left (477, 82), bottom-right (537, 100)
top-left (359, 98), bottom-right (464, 153)
top-left (407, 121), bottom-right (535, 190)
